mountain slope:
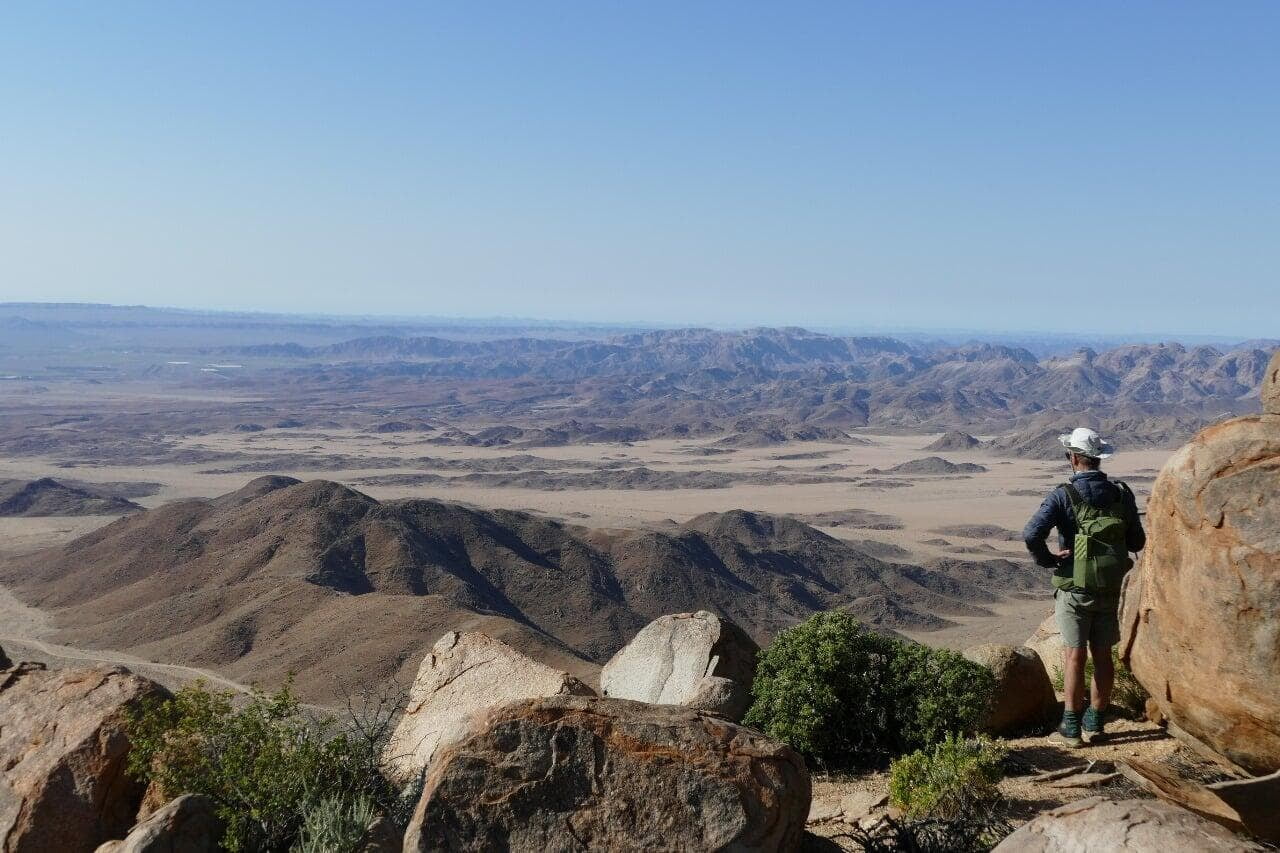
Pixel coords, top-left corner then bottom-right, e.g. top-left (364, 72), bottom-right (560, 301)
top-left (0, 478), bottom-right (142, 517)
top-left (0, 477), bottom-right (1041, 702)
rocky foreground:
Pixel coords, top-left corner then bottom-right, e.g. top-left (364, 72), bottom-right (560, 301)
top-left (0, 350), bottom-right (1276, 851)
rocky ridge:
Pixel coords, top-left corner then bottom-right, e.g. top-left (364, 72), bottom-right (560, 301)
top-left (0, 478), bottom-right (1042, 703)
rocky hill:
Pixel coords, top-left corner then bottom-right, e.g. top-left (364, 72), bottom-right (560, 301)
top-left (0, 478), bottom-right (142, 517)
top-left (867, 456), bottom-right (988, 475)
top-left (0, 476), bottom-right (1041, 702)
top-left (923, 430), bottom-right (983, 451)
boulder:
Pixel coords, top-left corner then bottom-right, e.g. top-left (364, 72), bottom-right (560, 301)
top-left (0, 663), bottom-right (169, 853)
top-left (403, 695), bottom-right (810, 852)
top-left (1263, 348), bottom-right (1279, 415)
top-left (1120, 412), bottom-right (1280, 774)
top-left (1024, 613), bottom-right (1064, 686)
top-left (384, 631), bottom-right (593, 782)
top-left (600, 610), bottom-right (759, 721)
top-left (95, 795), bottom-right (223, 853)
top-left (992, 796), bottom-right (1263, 851)
top-left (963, 643), bottom-right (1058, 734)
top-left (680, 675), bottom-right (752, 721)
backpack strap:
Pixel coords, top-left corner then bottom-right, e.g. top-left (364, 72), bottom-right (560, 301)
top-left (1061, 482), bottom-right (1084, 512)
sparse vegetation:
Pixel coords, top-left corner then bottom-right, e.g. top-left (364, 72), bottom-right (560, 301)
top-left (836, 813), bottom-right (1014, 853)
top-left (125, 681), bottom-right (403, 853)
top-left (743, 612), bottom-right (995, 767)
top-left (888, 733), bottom-right (1006, 819)
top-left (1051, 648), bottom-right (1149, 718)
top-left (292, 793), bottom-right (377, 853)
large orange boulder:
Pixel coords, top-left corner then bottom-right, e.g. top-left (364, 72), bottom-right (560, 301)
top-left (1120, 407), bottom-right (1280, 774)
top-left (0, 663), bottom-right (169, 852)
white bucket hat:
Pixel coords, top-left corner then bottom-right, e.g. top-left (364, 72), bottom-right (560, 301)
top-left (1059, 426), bottom-right (1114, 459)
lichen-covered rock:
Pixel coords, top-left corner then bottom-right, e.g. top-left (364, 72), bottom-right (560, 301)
top-left (0, 663), bottom-right (169, 853)
top-left (963, 643), bottom-right (1057, 734)
top-left (992, 796), bottom-right (1263, 851)
top-left (600, 610), bottom-right (759, 721)
top-left (403, 695), bottom-right (810, 852)
top-left (95, 794), bottom-right (223, 853)
top-left (383, 631), bottom-right (593, 781)
top-left (1120, 413), bottom-right (1280, 774)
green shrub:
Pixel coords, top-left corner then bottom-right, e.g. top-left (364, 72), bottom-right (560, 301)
top-left (125, 681), bottom-right (398, 852)
top-left (888, 734), bottom-right (1006, 820)
top-left (888, 642), bottom-right (995, 750)
top-left (1051, 648), bottom-right (1148, 718)
top-left (292, 793), bottom-right (377, 853)
top-left (743, 612), bottom-right (995, 767)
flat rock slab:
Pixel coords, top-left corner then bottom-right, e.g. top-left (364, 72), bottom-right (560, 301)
top-left (992, 796), bottom-right (1264, 852)
top-left (1118, 758), bottom-right (1245, 833)
top-left (403, 695), bottom-right (810, 852)
top-left (0, 663), bottom-right (169, 853)
top-left (1209, 769), bottom-right (1280, 843)
top-left (600, 610), bottom-right (759, 720)
top-left (384, 631), bottom-right (593, 782)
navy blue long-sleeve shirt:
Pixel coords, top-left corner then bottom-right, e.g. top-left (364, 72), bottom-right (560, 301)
top-left (1022, 470), bottom-right (1145, 569)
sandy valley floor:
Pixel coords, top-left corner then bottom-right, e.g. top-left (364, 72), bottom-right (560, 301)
top-left (0, 426), bottom-right (1171, 676)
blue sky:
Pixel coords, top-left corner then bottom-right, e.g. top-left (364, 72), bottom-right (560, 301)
top-left (2, 2), bottom-right (1277, 335)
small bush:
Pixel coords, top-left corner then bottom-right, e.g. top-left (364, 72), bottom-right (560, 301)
top-left (292, 793), bottom-right (377, 853)
top-left (1051, 648), bottom-right (1148, 718)
top-left (888, 734), bottom-right (1006, 820)
top-left (743, 612), bottom-right (995, 767)
top-left (125, 681), bottom-right (399, 852)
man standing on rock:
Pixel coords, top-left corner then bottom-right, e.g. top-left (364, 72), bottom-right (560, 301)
top-left (1023, 427), bottom-right (1145, 748)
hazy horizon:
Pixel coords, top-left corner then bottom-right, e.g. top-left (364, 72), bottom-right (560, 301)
top-left (3, 3), bottom-right (1278, 336)
top-left (5, 299), bottom-right (1274, 348)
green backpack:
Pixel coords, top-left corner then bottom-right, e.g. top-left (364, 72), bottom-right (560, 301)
top-left (1051, 482), bottom-right (1134, 594)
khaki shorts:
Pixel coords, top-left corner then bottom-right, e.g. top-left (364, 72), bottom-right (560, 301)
top-left (1055, 589), bottom-right (1120, 649)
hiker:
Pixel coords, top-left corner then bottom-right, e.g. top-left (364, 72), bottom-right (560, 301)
top-left (1023, 427), bottom-right (1145, 747)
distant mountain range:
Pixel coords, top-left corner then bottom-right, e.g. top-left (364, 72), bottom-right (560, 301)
top-left (214, 329), bottom-right (1274, 444)
top-left (1, 312), bottom-right (1274, 458)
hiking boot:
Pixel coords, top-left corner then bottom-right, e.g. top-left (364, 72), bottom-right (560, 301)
top-left (1049, 711), bottom-right (1083, 748)
top-left (1081, 706), bottom-right (1105, 744)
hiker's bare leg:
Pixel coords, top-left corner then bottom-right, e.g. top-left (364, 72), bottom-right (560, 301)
top-left (1062, 646), bottom-right (1088, 713)
top-left (1089, 640), bottom-right (1114, 711)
